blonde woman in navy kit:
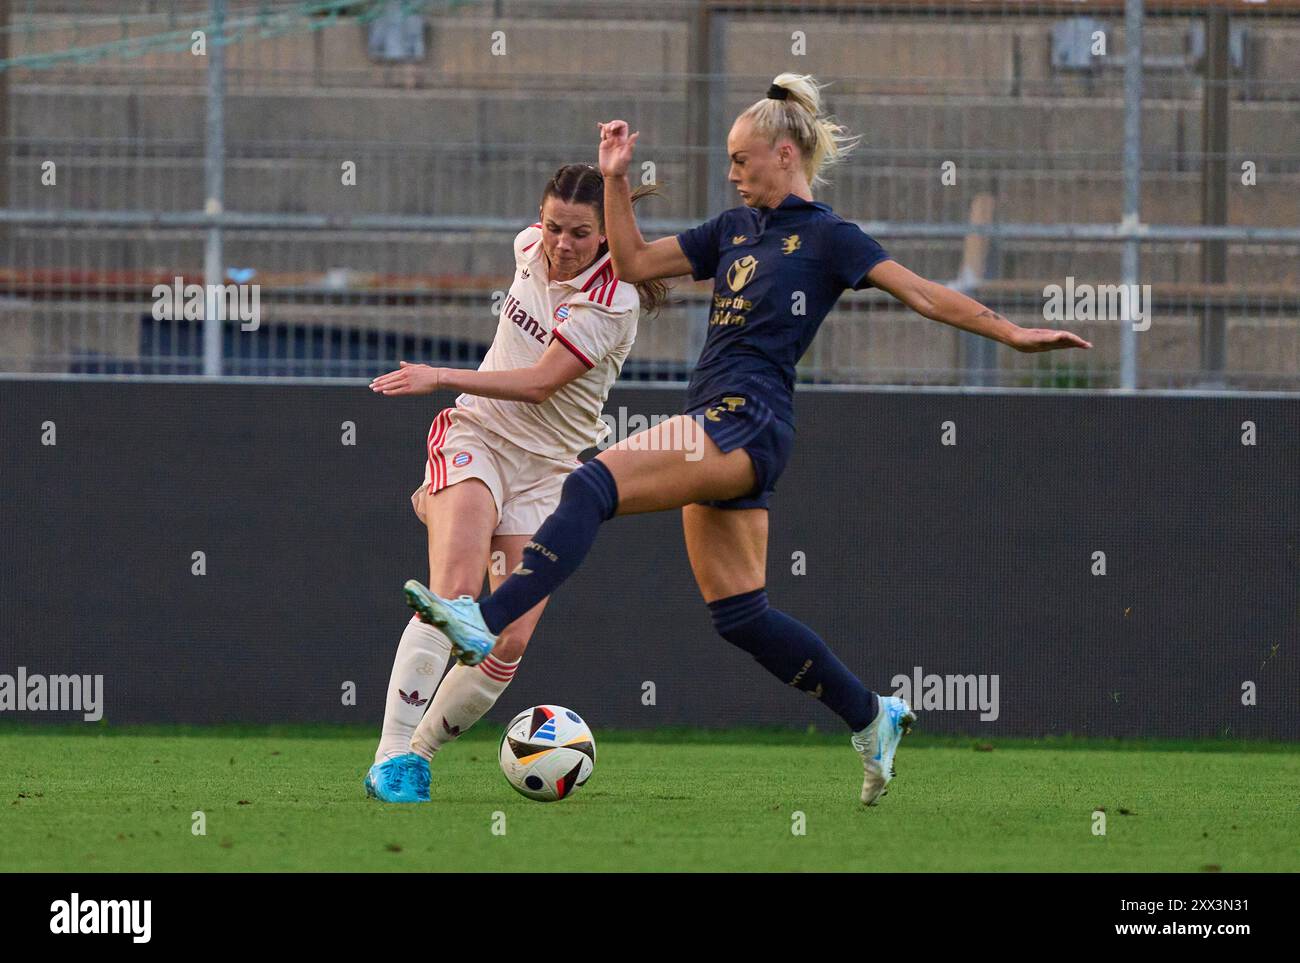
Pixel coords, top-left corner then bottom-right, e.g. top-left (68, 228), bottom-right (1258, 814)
top-left (403, 74), bottom-right (1090, 805)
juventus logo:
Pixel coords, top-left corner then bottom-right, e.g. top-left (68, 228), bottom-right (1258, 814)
top-left (703, 396), bottom-right (746, 422)
top-left (726, 255), bottom-right (758, 292)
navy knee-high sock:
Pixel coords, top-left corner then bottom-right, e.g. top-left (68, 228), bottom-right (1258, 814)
top-left (708, 589), bottom-right (878, 731)
top-left (479, 459), bottom-right (619, 635)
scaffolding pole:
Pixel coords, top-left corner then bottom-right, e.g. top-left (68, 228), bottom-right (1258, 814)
top-left (203, 0), bottom-right (227, 377)
top-left (1120, 0), bottom-right (1144, 390)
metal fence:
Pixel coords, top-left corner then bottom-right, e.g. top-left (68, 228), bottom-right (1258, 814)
top-left (0, 0), bottom-right (1297, 388)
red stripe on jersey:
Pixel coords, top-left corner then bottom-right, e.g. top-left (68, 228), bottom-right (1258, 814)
top-left (424, 411), bottom-right (443, 474)
top-left (435, 409), bottom-right (456, 489)
top-left (426, 409), bottom-right (453, 492)
top-left (580, 257), bottom-right (612, 293)
top-left (602, 278), bottom-right (619, 306)
top-left (424, 410), bottom-right (444, 491)
top-left (551, 330), bottom-right (595, 369)
top-left (521, 223), bottom-right (543, 253)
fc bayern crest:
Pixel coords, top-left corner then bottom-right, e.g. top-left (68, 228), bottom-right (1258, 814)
top-left (452, 451), bottom-right (472, 468)
top-left (553, 303), bottom-right (570, 323)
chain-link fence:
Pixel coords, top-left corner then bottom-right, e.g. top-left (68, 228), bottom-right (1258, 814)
top-left (0, 0), bottom-right (1297, 387)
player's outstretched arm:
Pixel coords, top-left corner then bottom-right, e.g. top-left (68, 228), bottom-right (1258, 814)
top-left (369, 341), bottom-right (588, 404)
top-left (597, 119), bottom-right (693, 284)
top-left (866, 259), bottom-right (1092, 353)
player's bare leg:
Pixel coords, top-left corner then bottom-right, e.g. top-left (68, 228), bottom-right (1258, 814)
top-left (421, 478), bottom-right (499, 599)
top-left (410, 533), bottom-right (549, 760)
top-left (601, 415), bottom-right (755, 515)
top-left (403, 477), bottom-right (502, 666)
top-left (683, 501), bottom-right (913, 806)
top-left (368, 479), bottom-right (497, 802)
top-left (680, 503), bottom-right (767, 602)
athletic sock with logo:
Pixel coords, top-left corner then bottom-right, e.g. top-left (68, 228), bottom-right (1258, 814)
top-left (410, 653), bottom-right (520, 760)
top-left (375, 616), bottom-right (453, 764)
top-left (478, 459), bottom-right (618, 635)
top-left (708, 588), bottom-right (878, 731)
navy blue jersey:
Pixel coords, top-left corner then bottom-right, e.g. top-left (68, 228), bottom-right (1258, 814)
top-left (676, 194), bottom-right (890, 424)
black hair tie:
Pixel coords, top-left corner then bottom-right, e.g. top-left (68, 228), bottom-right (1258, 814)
top-left (766, 84), bottom-right (789, 101)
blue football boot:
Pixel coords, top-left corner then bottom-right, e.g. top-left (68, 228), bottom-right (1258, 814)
top-left (403, 579), bottom-right (497, 667)
top-left (364, 752), bottom-right (430, 803)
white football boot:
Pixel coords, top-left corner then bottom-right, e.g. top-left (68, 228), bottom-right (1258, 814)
top-left (851, 696), bottom-right (916, 806)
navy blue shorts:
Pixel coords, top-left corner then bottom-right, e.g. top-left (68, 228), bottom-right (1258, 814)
top-left (684, 391), bottom-right (796, 510)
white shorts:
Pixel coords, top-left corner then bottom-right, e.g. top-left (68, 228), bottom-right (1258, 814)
top-left (411, 407), bottom-right (575, 537)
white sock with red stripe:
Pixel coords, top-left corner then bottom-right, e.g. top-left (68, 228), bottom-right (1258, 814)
top-left (374, 616), bottom-right (453, 764)
top-left (410, 653), bottom-right (520, 760)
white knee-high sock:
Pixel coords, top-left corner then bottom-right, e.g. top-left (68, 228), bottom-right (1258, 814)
top-left (410, 653), bottom-right (520, 760)
top-left (375, 616), bottom-right (454, 764)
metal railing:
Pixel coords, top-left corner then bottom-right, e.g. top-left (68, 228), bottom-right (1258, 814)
top-left (0, 0), bottom-right (1296, 389)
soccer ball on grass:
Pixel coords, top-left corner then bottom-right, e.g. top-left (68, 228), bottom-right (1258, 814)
top-left (498, 705), bottom-right (596, 802)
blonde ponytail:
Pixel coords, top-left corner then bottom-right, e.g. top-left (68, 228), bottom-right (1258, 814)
top-left (740, 73), bottom-right (858, 188)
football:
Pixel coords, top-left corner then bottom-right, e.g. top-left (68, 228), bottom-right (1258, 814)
top-left (498, 705), bottom-right (596, 802)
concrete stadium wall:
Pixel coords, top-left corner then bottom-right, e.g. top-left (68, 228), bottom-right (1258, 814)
top-left (1, 379), bottom-right (1296, 739)
top-left (14, 14), bottom-right (1300, 98)
top-left (5, 11), bottom-right (1299, 379)
top-left (10, 87), bottom-right (1300, 223)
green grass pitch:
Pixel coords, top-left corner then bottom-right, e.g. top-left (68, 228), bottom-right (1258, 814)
top-left (2, 725), bottom-right (1296, 872)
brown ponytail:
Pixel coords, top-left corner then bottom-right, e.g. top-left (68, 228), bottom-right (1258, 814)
top-left (541, 164), bottom-right (668, 318)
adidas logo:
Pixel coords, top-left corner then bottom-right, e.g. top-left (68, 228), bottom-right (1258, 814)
top-left (399, 689), bottom-right (428, 707)
top-left (442, 717), bottom-right (462, 737)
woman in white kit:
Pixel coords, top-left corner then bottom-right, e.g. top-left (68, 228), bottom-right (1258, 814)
top-left (364, 164), bottom-right (664, 802)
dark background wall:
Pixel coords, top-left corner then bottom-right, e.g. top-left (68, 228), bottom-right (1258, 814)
top-left (1, 380), bottom-right (1296, 739)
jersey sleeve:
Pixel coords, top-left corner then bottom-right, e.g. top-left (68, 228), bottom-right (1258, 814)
top-left (675, 211), bottom-right (729, 282)
top-left (551, 296), bottom-right (638, 370)
top-left (513, 223), bottom-right (543, 267)
top-left (827, 220), bottom-right (891, 291)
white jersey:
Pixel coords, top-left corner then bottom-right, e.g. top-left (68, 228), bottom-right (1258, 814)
top-left (454, 224), bottom-right (640, 461)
